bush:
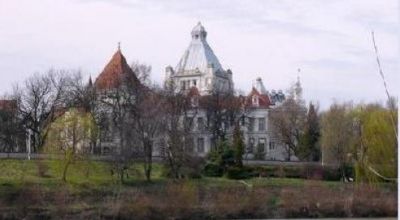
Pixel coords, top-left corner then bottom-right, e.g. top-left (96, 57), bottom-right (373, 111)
top-left (251, 164), bottom-right (352, 181)
top-left (226, 166), bottom-right (252, 180)
top-left (203, 163), bottom-right (223, 177)
top-left (322, 167), bottom-right (342, 181)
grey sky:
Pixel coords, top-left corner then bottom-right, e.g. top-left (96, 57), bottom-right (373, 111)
top-left (0, 0), bottom-right (398, 109)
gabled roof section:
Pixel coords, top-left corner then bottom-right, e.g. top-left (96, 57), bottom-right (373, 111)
top-left (94, 48), bottom-right (139, 90)
top-left (175, 22), bottom-right (223, 74)
top-left (247, 87), bottom-right (272, 108)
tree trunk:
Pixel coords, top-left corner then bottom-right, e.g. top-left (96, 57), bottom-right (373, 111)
top-left (62, 160), bottom-right (71, 182)
top-left (144, 139), bottom-right (152, 182)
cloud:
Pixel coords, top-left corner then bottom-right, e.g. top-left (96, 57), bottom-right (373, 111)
top-left (0, 0), bottom-right (398, 109)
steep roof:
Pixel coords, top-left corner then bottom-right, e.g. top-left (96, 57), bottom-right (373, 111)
top-left (175, 22), bottom-right (223, 74)
top-left (247, 87), bottom-right (272, 108)
top-left (94, 48), bottom-right (139, 90)
top-left (253, 77), bottom-right (268, 95)
top-left (0, 100), bottom-right (17, 112)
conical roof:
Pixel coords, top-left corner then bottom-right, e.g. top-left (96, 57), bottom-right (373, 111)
top-left (175, 22), bottom-right (223, 74)
top-left (253, 77), bottom-right (268, 95)
top-left (94, 48), bottom-right (138, 90)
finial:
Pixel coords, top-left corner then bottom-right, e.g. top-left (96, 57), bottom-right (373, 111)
top-left (297, 68), bottom-right (301, 82)
top-left (117, 42), bottom-right (121, 51)
top-left (88, 75), bottom-right (93, 87)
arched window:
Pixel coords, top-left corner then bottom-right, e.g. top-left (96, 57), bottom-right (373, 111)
top-left (252, 95), bottom-right (259, 106)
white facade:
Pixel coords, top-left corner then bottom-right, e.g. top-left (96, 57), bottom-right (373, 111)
top-left (163, 23), bottom-right (291, 161)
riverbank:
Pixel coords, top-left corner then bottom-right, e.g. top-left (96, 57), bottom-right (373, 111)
top-left (0, 159), bottom-right (396, 219)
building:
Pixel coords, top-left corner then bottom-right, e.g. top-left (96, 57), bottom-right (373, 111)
top-left (92, 22), bottom-right (294, 161)
top-left (163, 22), bottom-right (291, 160)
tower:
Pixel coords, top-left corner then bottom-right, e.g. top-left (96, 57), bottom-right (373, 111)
top-left (165, 22), bottom-right (234, 95)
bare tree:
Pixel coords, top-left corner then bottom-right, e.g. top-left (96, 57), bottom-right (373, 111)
top-left (0, 98), bottom-right (24, 153)
top-left (97, 72), bottom-right (140, 183)
top-left (14, 70), bottom-right (79, 152)
top-left (269, 81), bottom-right (307, 161)
top-left (130, 61), bottom-right (152, 86)
top-left (201, 88), bottom-right (243, 150)
top-left (160, 83), bottom-right (198, 179)
top-left (130, 86), bottom-right (165, 181)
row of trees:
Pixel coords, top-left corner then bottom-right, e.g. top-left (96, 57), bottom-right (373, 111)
top-left (0, 63), bottom-right (246, 182)
top-left (0, 65), bottom-right (397, 183)
top-left (320, 100), bottom-right (398, 182)
top-left (268, 79), bottom-right (397, 182)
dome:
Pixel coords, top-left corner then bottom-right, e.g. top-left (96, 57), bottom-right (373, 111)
top-left (176, 22), bottom-right (223, 74)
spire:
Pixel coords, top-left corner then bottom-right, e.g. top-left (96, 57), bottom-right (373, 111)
top-left (117, 42), bottom-right (121, 51)
top-left (253, 77), bottom-right (268, 95)
top-left (88, 76), bottom-right (93, 87)
top-left (297, 68), bottom-right (301, 84)
top-left (294, 68), bottom-right (303, 101)
top-left (94, 45), bottom-right (139, 90)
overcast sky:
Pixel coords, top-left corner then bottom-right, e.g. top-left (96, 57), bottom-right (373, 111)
top-left (0, 0), bottom-right (398, 109)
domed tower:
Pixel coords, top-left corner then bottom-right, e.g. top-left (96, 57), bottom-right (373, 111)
top-left (165, 22), bottom-right (234, 95)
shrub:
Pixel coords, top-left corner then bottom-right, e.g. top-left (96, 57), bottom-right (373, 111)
top-left (226, 166), bottom-right (252, 180)
top-left (322, 167), bottom-right (342, 181)
top-left (203, 163), bottom-right (223, 177)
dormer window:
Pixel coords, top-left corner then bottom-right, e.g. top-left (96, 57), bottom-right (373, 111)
top-left (252, 95), bottom-right (259, 106)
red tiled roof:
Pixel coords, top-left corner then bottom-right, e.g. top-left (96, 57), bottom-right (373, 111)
top-left (0, 100), bottom-right (17, 111)
top-left (246, 87), bottom-right (271, 108)
top-left (94, 49), bottom-right (139, 90)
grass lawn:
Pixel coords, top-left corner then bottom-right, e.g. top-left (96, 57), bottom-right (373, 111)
top-left (0, 159), bottom-right (397, 220)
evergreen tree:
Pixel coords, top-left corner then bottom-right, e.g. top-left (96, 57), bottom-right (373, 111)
top-left (233, 122), bottom-right (244, 168)
top-left (299, 103), bottom-right (321, 161)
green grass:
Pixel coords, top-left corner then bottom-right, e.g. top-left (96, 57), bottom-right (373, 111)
top-left (0, 159), bottom-right (396, 219)
top-left (0, 159), bottom-right (393, 192)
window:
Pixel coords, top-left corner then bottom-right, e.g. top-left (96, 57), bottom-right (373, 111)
top-left (197, 117), bottom-right (204, 131)
top-left (240, 115), bottom-right (245, 126)
top-left (223, 121), bottom-right (229, 130)
top-left (248, 118), bottom-right (255, 132)
top-left (197, 138), bottom-right (205, 153)
top-left (184, 117), bottom-right (193, 130)
top-left (247, 137), bottom-right (254, 153)
top-left (269, 141), bottom-right (275, 150)
top-left (185, 137), bottom-right (194, 152)
top-left (258, 118), bottom-right (266, 131)
top-left (258, 138), bottom-right (266, 153)
top-left (181, 81), bottom-right (186, 90)
top-left (252, 95), bottom-right (259, 106)
top-left (193, 80), bottom-right (197, 86)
